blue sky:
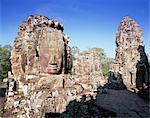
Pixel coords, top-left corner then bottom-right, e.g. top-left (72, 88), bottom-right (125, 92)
top-left (0, 0), bottom-right (149, 57)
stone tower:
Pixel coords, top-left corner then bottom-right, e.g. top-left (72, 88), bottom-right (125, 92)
top-left (111, 16), bottom-right (149, 89)
top-left (5, 15), bottom-right (73, 117)
top-left (11, 15), bottom-right (72, 77)
top-left (73, 49), bottom-right (103, 76)
top-left (4, 15), bottom-right (104, 118)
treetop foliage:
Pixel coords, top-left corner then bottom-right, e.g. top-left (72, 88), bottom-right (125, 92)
top-left (0, 45), bottom-right (12, 81)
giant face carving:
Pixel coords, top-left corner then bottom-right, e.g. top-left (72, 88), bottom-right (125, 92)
top-left (39, 30), bottom-right (64, 74)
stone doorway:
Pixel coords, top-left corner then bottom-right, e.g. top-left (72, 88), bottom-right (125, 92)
top-left (45, 112), bottom-right (61, 118)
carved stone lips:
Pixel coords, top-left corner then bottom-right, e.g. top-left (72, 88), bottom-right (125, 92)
top-left (48, 64), bottom-right (58, 68)
top-left (47, 64), bottom-right (59, 74)
top-left (47, 64), bottom-right (58, 69)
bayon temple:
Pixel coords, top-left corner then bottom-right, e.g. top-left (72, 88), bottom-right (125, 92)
top-left (110, 16), bottom-right (149, 91)
top-left (3, 15), bottom-right (149, 117)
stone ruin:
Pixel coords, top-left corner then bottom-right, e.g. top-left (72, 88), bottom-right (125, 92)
top-left (73, 49), bottom-right (103, 76)
top-left (4, 15), bottom-right (105, 118)
top-left (4, 15), bottom-right (149, 117)
top-left (72, 48), bottom-right (106, 88)
top-left (11, 15), bottom-right (71, 76)
top-left (110, 16), bottom-right (149, 90)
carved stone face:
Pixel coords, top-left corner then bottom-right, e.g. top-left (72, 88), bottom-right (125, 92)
top-left (39, 30), bottom-right (64, 74)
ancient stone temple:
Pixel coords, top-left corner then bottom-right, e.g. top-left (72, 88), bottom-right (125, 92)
top-left (72, 49), bottom-right (106, 90)
top-left (73, 49), bottom-right (103, 75)
top-left (111, 16), bottom-right (149, 90)
top-left (4, 15), bottom-right (105, 118)
top-left (11, 15), bottom-right (71, 76)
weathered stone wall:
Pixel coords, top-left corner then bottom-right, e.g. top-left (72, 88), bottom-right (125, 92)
top-left (4, 15), bottom-right (105, 118)
top-left (11, 15), bottom-right (71, 77)
top-left (73, 50), bottom-right (103, 76)
top-left (72, 49), bottom-right (106, 88)
top-left (111, 16), bottom-right (149, 89)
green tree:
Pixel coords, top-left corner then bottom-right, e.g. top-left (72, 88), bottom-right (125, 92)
top-left (101, 57), bottom-right (114, 76)
top-left (87, 47), bottom-right (114, 76)
top-left (0, 45), bottom-right (12, 81)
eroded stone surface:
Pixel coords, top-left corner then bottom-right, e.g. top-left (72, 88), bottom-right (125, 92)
top-left (73, 49), bottom-right (103, 76)
top-left (110, 16), bottom-right (149, 90)
top-left (11, 15), bottom-right (72, 76)
top-left (4, 15), bottom-right (104, 118)
top-left (4, 15), bottom-right (149, 118)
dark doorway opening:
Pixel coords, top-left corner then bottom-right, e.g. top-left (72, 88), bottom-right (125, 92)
top-left (130, 72), bottom-right (133, 85)
top-left (45, 112), bottom-right (61, 118)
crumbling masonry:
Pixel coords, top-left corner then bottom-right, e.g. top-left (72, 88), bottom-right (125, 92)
top-left (4, 15), bottom-right (105, 118)
top-left (110, 16), bottom-right (149, 90)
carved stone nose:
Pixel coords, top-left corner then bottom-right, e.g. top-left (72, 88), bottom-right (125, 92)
top-left (49, 55), bottom-right (57, 65)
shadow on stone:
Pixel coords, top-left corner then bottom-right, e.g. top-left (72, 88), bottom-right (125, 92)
top-left (136, 45), bottom-right (150, 100)
top-left (0, 86), bottom-right (6, 97)
top-left (45, 112), bottom-right (61, 118)
top-left (60, 95), bottom-right (117, 118)
top-left (104, 71), bottom-right (127, 90)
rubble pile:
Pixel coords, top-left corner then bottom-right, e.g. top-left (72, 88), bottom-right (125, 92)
top-left (4, 15), bottom-right (105, 118)
top-left (110, 16), bottom-right (149, 90)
